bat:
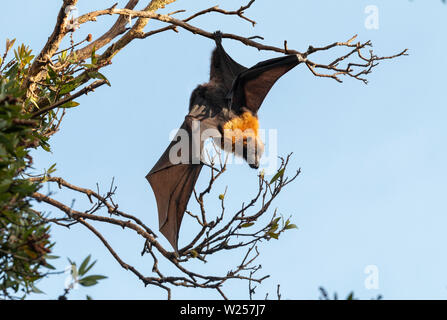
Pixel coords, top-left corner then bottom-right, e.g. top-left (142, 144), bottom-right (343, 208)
top-left (146, 31), bottom-right (300, 252)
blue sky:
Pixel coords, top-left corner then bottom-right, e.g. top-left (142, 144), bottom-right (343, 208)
top-left (2, 0), bottom-right (447, 299)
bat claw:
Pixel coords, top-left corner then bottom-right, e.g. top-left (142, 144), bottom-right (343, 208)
top-left (213, 30), bottom-right (223, 44)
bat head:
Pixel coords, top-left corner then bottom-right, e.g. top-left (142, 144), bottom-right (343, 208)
top-left (219, 111), bottom-right (265, 169)
top-left (216, 129), bottom-right (264, 169)
top-left (245, 134), bottom-right (264, 169)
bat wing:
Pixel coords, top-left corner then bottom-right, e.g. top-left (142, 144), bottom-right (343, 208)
top-left (147, 161), bottom-right (202, 253)
top-left (230, 54), bottom-right (300, 114)
top-left (146, 108), bottom-right (218, 252)
top-left (210, 31), bottom-right (247, 91)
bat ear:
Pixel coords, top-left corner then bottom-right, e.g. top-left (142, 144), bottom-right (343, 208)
top-left (231, 55), bottom-right (300, 114)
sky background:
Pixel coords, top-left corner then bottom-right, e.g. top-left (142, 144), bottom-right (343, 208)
top-left (1, 0), bottom-right (446, 300)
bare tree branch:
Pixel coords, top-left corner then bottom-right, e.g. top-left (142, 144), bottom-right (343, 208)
top-left (68, 3), bottom-right (408, 84)
top-left (31, 153), bottom-right (299, 299)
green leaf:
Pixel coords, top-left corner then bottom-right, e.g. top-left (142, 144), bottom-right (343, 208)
top-left (271, 217), bottom-right (281, 225)
top-left (60, 101), bottom-right (79, 109)
top-left (44, 263), bottom-right (56, 270)
top-left (6, 38), bottom-right (16, 52)
top-left (285, 224), bottom-right (298, 230)
top-left (40, 139), bottom-right (51, 152)
top-left (47, 65), bottom-right (57, 80)
top-left (82, 259), bottom-right (97, 276)
top-left (269, 168), bottom-right (285, 184)
top-left (58, 50), bottom-right (67, 64)
top-left (91, 46), bottom-right (97, 65)
top-left (59, 82), bottom-right (80, 95)
top-left (45, 255), bottom-right (60, 260)
top-left (240, 222), bottom-right (254, 228)
top-left (31, 284), bottom-right (44, 294)
top-left (78, 279), bottom-right (96, 287)
top-left (79, 275), bottom-right (107, 287)
top-left (78, 255), bottom-right (91, 276)
top-left (268, 232), bottom-right (279, 240)
top-left (47, 163), bottom-right (57, 174)
top-left (87, 71), bottom-right (109, 85)
top-left (189, 250), bottom-right (198, 258)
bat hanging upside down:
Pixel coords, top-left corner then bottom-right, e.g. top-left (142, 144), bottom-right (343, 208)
top-left (146, 31), bottom-right (300, 252)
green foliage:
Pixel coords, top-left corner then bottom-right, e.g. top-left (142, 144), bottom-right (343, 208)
top-left (264, 215), bottom-right (297, 240)
top-left (0, 93), bottom-right (54, 298)
top-left (269, 168), bottom-right (285, 184)
top-left (0, 39), bottom-right (58, 298)
top-left (0, 38), bottom-right (108, 299)
top-left (189, 249), bottom-right (199, 258)
top-left (41, 46), bottom-right (109, 111)
top-left (58, 255), bottom-right (107, 300)
top-left (236, 213), bottom-right (298, 241)
top-left (69, 255), bottom-right (107, 287)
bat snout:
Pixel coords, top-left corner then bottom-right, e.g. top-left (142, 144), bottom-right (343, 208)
top-left (249, 162), bottom-right (259, 169)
